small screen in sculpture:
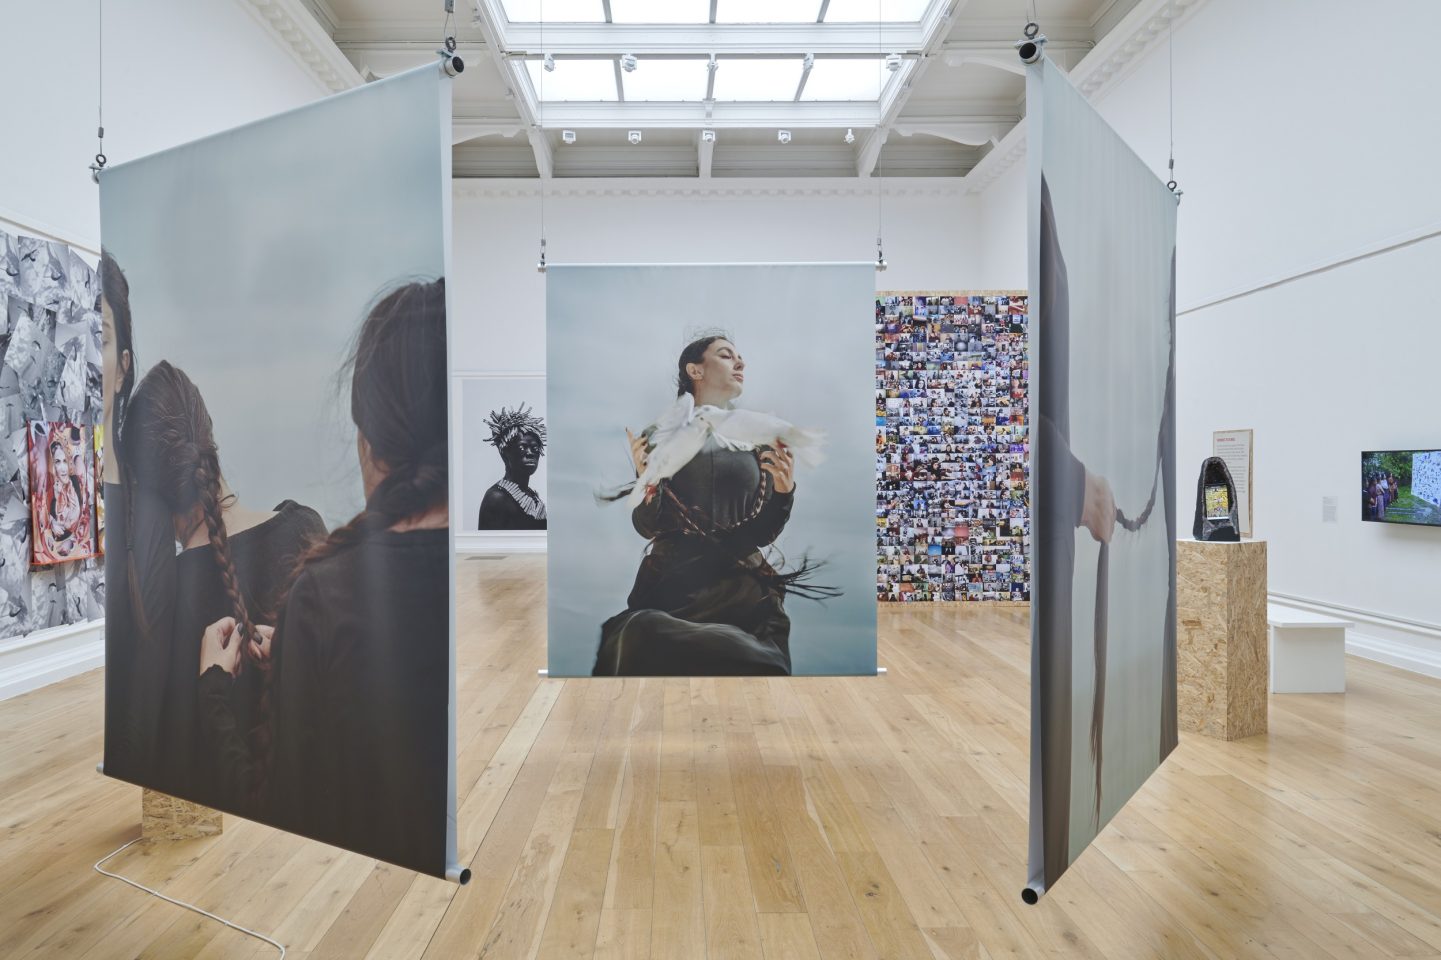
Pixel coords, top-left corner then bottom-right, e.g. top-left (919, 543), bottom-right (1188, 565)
top-left (1203, 484), bottom-right (1230, 519)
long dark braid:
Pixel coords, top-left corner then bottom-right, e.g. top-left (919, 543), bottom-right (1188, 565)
top-left (290, 278), bottom-right (449, 574)
top-left (126, 361), bottom-right (275, 808)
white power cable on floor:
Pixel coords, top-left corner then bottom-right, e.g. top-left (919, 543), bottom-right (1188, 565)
top-left (93, 837), bottom-right (287, 959)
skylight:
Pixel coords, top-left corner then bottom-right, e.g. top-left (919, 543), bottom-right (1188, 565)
top-left (710, 59), bottom-right (805, 102)
top-left (608, 0), bottom-right (711, 25)
top-left (715, 0), bottom-right (824, 24)
top-left (823, 0), bottom-right (931, 23)
top-left (620, 58), bottom-right (712, 101)
top-left (526, 59), bottom-right (619, 101)
top-left (500, 0), bottom-right (605, 23)
top-left (498, 0), bottom-right (936, 23)
top-left (800, 59), bottom-right (886, 101)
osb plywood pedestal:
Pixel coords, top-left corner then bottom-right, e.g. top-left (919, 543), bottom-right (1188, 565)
top-left (141, 789), bottom-right (222, 840)
top-left (1176, 539), bottom-right (1268, 740)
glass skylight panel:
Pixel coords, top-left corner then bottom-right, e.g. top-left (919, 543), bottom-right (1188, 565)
top-left (525, 59), bottom-right (619, 100)
top-left (608, 0), bottom-right (711, 23)
top-left (800, 58), bottom-right (885, 100)
top-left (715, 0), bottom-right (824, 23)
top-left (619, 59), bottom-right (711, 101)
top-left (500, 0), bottom-right (606, 22)
top-left (823, 0), bottom-right (932, 22)
top-left (710, 58), bottom-right (804, 101)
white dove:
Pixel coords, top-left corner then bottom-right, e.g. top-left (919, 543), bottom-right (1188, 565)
top-left (627, 393), bottom-right (825, 508)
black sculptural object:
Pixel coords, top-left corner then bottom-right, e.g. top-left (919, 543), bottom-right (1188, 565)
top-left (1193, 456), bottom-right (1240, 541)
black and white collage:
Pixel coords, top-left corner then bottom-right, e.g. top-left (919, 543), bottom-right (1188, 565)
top-left (876, 293), bottom-right (1030, 603)
top-left (0, 228), bottom-right (106, 639)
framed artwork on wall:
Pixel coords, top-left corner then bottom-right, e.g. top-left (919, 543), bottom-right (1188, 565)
top-left (27, 420), bottom-right (97, 566)
top-left (457, 373), bottom-right (547, 554)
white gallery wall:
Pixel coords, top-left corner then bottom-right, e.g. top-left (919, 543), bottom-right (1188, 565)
top-left (448, 181), bottom-right (988, 551)
top-left (451, 181), bottom-right (985, 372)
top-left (982, 0), bottom-right (1441, 672)
top-left (0, 0), bottom-right (331, 252)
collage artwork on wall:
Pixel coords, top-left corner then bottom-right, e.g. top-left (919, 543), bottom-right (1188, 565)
top-left (876, 292), bottom-right (1030, 603)
top-left (0, 228), bottom-right (106, 639)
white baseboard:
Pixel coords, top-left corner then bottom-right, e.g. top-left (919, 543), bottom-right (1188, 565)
top-left (456, 532), bottom-right (548, 555)
top-left (1268, 592), bottom-right (1441, 680)
top-left (0, 620), bottom-right (105, 702)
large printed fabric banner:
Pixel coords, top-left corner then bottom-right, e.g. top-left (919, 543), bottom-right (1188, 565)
top-left (547, 264), bottom-right (877, 677)
top-left (99, 64), bottom-right (459, 879)
top-left (1025, 57), bottom-right (1178, 899)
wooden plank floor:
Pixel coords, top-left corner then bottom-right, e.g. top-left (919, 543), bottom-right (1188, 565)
top-left (3, 553), bottom-right (1441, 959)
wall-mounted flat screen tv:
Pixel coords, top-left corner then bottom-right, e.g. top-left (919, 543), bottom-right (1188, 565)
top-left (1362, 450), bottom-right (1441, 526)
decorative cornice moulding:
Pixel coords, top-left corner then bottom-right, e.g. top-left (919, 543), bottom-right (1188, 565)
top-left (1073, 0), bottom-right (1206, 99)
top-left (452, 179), bottom-right (972, 200)
top-left (235, 0), bottom-right (363, 94)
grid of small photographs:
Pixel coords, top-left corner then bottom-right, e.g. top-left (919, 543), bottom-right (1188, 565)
top-left (876, 292), bottom-right (1030, 603)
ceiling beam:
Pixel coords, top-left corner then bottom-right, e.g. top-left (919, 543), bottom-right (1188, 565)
top-left (453, 120), bottom-right (527, 145)
top-left (527, 127), bottom-right (554, 179)
top-left (891, 119), bottom-right (1008, 146)
top-left (529, 100), bottom-right (881, 129)
top-left (471, 5), bottom-right (557, 180)
top-left (852, 0), bottom-right (974, 177)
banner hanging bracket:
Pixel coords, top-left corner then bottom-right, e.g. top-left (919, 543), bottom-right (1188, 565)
top-left (1016, 22), bottom-right (1047, 64)
top-left (438, 1), bottom-right (464, 76)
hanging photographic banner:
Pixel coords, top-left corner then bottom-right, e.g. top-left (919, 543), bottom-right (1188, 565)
top-left (546, 264), bottom-right (877, 677)
top-left (99, 63), bottom-right (463, 881)
top-left (1024, 56), bottom-right (1178, 901)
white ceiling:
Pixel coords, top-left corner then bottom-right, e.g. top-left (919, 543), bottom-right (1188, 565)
top-left (294, 0), bottom-right (1175, 181)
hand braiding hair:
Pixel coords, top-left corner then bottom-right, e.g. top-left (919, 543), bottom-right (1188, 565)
top-left (193, 447), bottom-right (275, 811)
top-left (125, 360), bottom-right (276, 811)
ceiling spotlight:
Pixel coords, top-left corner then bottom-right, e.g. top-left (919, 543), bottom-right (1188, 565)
top-left (627, 130), bottom-right (643, 145)
top-left (886, 53), bottom-right (902, 72)
top-left (543, 54), bottom-right (555, 72)
top-left (701, 129), bottom-right (716, 143)
top-left (561, 129), bottom-right (576, 145)
top-left (621, 53), bottom-right (638, 73)
top-left (844, 128), bottom-right (855, 144)
top-left (777, 130), bottom-right (792, 144)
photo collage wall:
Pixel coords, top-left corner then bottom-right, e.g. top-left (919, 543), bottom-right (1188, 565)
top-left (0, 228), bottom-right (106, 639)
top-left (876, 292), bottom-right (1030, 603)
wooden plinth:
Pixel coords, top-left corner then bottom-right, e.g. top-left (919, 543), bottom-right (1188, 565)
top-left (141, 789), bottom-right (222, 841)
top-left (1176, 539), bottom-right (1269, 740)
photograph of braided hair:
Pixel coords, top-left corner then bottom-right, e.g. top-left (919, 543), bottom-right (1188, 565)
top-left (125, 362), bottom-right (275, 809)
top-left (288, 277), bottom-right (449, 574)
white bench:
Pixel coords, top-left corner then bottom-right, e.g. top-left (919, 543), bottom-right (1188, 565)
top-left (1266, 604), bottom-right (1352, 693)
